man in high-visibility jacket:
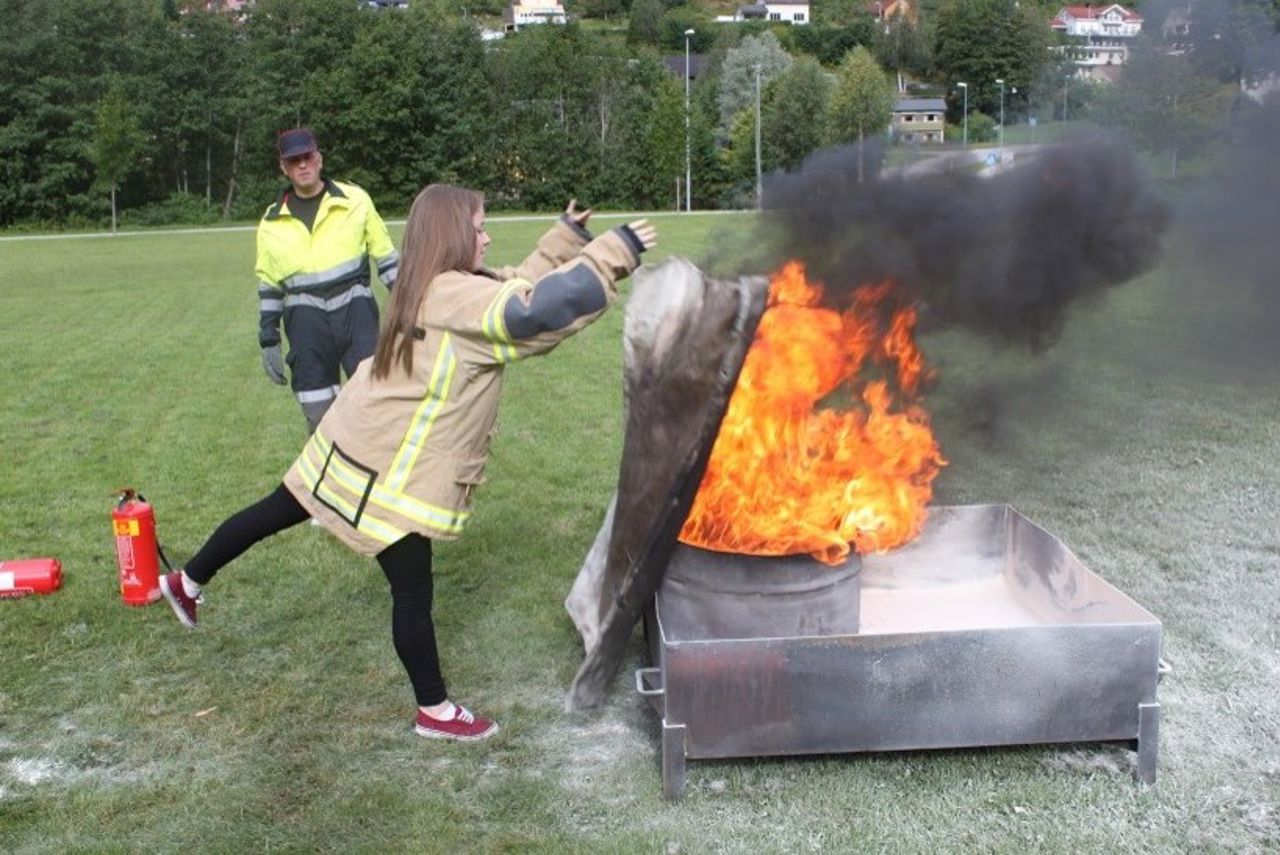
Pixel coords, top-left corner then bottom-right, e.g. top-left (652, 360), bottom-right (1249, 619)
top-left (256, 127), bottom-right (399, 432)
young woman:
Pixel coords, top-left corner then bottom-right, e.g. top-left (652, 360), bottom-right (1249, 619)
top-left (161, 184), bottom-right (656, 740)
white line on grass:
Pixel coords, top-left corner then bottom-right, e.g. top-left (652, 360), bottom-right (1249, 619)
top-left (0, 210), bottom-right (750, 243)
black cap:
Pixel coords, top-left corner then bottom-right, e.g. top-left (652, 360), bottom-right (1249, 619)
top-left (277, 127), bottom-right (318, 159)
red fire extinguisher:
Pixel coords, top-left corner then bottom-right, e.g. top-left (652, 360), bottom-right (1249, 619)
top-left (0, 558), bottom-right (63, 598)
top-left (113, 489), bottom-right (171, 606)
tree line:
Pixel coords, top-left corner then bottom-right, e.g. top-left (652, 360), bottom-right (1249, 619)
top-left (1, 0), bottom-right (1275, 228)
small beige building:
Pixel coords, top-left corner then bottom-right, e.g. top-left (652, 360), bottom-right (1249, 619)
top-left (891, 98), bottom-right (946, 144)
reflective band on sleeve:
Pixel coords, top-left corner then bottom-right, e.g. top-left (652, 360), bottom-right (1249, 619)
top-left (284, 285), bottom-right (374, 312)
top-left (296, 385), bottom-right (340, 404)
top-left (481, 279), bottom-right (527, 363)
top-left (259, 298), bottom-right (284, 313)
top-left (386, 334), bottom-right (457, 492)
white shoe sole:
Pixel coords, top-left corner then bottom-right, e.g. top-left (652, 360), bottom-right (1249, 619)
top-left (159, 575), bottom-right (198, 629)
top-left (414, 722), bottom-right (498, 741)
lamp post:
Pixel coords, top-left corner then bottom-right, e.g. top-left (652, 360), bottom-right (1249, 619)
top-left (754, 63), bottom-right (762, 210)
top-left (957, 81), bottom-right (968, 148)
top-left (1063, 73), bottom-right (1069, 122)
top-left (996, 78), bottom-right (1005, 153)
top-left (684, 28), bottom-right (695, 213)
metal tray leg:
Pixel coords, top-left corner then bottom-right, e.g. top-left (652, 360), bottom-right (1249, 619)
top-left (1135, 701), bottom-right (1160, 784)
top-left (662, 722), bottom-right (687, 800)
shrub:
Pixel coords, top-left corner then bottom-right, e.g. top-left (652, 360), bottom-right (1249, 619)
top-left (119, 192), bottom-right (223, 228)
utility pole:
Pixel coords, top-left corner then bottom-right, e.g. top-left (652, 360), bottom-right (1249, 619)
top-left (684, 28), bottom-right (695, 212)
top-left (754, 64), bottom-right (762, 211)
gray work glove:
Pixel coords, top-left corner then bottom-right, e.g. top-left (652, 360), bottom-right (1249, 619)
top-left (261, 345), bottom-right (287, 385)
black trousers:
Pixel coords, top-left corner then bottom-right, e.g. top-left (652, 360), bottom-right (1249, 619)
top-left (185, 484), bottom-right (447, 706)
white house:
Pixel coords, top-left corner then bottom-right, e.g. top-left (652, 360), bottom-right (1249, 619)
top-left (1052, 4), bottom-right (1144, 81)
top-left (721, 0), bottom-right (810, 25)
top-left (503, 0), bottom-right (567, 31)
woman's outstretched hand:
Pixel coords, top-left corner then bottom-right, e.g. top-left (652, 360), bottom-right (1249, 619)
top-left (626, 219), bottom-right (657, 251)
top-left (565, 198), bottom-right (593, 229)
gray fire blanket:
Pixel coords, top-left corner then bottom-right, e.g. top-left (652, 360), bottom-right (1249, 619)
top-left (564, 257), bottom-right (768, 710)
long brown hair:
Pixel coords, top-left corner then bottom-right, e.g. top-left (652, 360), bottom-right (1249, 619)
top-left (372, 184), bottom-right (483, 379)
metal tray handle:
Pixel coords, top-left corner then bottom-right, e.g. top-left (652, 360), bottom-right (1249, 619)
top-left (635, 667), bottom-right (664, 697)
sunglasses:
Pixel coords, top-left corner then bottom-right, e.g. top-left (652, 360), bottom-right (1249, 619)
top-left (283, 151), bottom-right (317, 168)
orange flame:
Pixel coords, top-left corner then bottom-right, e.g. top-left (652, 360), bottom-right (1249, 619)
top-left (678, 261), bottom-right (946, 565)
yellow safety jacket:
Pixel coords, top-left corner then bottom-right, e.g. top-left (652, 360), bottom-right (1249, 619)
top-left (281, 218), bottom-right (647, 555)
top-left (254, 179), bottom-right (398, 348)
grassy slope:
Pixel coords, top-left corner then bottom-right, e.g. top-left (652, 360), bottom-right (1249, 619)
top-left (0, 209), bottom-right (1277, 852)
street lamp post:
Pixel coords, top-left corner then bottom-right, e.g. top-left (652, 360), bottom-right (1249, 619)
top-left (996, 78), bottom-right (1005, 153)
top-left (957, 81), bottom-right (968, 148)
top-left (1063, 73), bottom-right (1069, 122)
top-left (754, 64), bottom-right (762, 210)
top-left (684, 28), bottom-right (695, 213)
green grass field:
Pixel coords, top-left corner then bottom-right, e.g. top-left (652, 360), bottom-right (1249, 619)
top-left (1, 209), bottom-right (1277, 852)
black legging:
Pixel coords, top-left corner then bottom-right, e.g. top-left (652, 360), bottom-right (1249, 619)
top-left (185, 484), bottom-right (447, 706)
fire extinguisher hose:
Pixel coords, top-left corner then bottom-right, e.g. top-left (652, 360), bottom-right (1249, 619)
top-left (119, 489), bottom-right (176, 573)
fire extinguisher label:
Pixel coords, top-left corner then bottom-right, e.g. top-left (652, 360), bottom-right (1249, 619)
top-left (116, 535), bottom-right (135, 571)
top-left (113, 519), bottom-right (140, 537)
top-left (0, 571), bottom-right (14, 590)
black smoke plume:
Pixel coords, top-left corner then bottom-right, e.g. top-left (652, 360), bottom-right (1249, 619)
top-left (1165, 89), bottom-right (1280, 376)
top-left (757, 133), bottom-right (1171, 350)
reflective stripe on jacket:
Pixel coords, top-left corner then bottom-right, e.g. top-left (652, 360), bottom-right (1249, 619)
top-left (282, 218), bottom-right (645, 555)
top-left (255, 179), bottom-right (399, 348)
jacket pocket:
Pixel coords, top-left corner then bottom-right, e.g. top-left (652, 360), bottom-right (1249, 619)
top-left (454, 457), bottom-right (488, 506)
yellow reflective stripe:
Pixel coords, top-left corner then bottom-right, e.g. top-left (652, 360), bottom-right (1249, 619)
top-left (387, 334), bottom-right (456, 492)
top-left (295, 433), bottom-right (329, 489)
top-left (367, 486), bottom-right (468, 535)
top-left (295, 433), bottom-right (404, 545)
top-left (324, 447), bottom-right (377, 498)
top-left (335, 437), bottom-right (470, 533)
top-left (354, 511), bottom-right (405, 545)
top-left (315, 479), bottom-right (362, 522)
top-left (482, 280), bottom-right (525, 363)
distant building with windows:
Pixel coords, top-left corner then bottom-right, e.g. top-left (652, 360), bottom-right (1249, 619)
top-left (720, 0), bottom-right (810, 24)
top-left (200, 0), bottom-right (252, 12)
top-left (1052, 4), bottom-right (1144, 81)
top-left (891, 98), bottom-right (946, 144)
top-left (504, 0), bottom-right (566, 31)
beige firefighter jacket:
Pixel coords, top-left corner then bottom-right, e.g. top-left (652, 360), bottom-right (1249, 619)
top-left (282, 217), bottom-right (645, 555)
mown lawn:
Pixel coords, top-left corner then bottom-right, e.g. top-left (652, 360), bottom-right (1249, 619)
top-left (1, 207), bottom-right (1276, 852)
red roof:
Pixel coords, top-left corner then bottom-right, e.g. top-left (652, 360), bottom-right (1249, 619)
top-left (1053, 4), bottom-right (1143, 25)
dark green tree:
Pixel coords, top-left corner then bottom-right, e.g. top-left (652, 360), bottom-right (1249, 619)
top-left (827, 46), bottom-right (894, 181)
top-left (763, 56), bottom-right (832, 171)
top-left (932, 0), bottom-right (1053, 119)
top-left (90, 79), bottom-right (147, 232)
top-left (627, 0), bottom-right (664, 46)
top-left (1185, 0), bottom-right (1278, 84)
top-left (643, 76), bottom-right (688, 208)
top-left (1093, 40), bottom-right (1224, 179)
top-left (788, 20), bottom-right (878, 66)
top-left (874, 15), bottom-right (931, 93)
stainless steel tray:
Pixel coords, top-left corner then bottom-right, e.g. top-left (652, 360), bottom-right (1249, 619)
top-left (638, 504), bottom-right (1165, 798)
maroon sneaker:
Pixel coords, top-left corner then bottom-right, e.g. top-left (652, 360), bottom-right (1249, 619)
top-left (159, 571), bottom-right (201, 629)
top-left (414, 705), bottom-right (498, 741)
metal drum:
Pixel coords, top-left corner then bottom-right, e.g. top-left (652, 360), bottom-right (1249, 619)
top-left (656, 544), bottom-right (861, 641)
